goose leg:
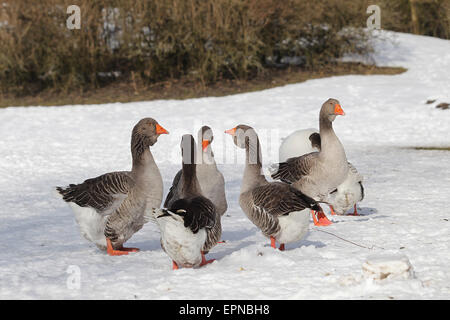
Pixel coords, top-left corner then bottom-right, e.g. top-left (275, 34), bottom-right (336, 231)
top-left (329, 205), bottom-right (337, 215)
top-left (172, 261), bottom-right (179, 270)
top-left (270, 236), bottom-right (285, 251)
top-left (311, 210), bottom-right (332, 226)
top-left (106, 238), bottom-right (130, 256)
top-left (200, 252), bottom-right (215, 267)
top-left (270, 236), bottom-right (277, 249)
top-left (348, 204), bottom-right (360, 216)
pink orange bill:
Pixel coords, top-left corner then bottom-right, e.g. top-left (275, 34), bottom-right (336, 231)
top-left (202, 140), bottom-right (210, 151)
top-left (156, 124), bottom-right (169, 134)
top-left (334, 104), bottom-right (345, 116)
top-left (225, 127), bottom-right (236, 135)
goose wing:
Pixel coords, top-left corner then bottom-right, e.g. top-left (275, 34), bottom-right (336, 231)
top-left (348, 162), bottom-right (363, 182)
top-left (251, 182), bottom-right (320, 217)
top-left (271, 152), bottom-right (319, 184)
top-left (56, 171), bottom-right (134, 215)
top-left (169, 197), bottom-right (216, 234)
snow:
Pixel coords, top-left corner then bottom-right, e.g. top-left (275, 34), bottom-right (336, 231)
top-left (362, 254), bottom-right (414, 281)
top-left (0, 31), bottom-right (449, 299)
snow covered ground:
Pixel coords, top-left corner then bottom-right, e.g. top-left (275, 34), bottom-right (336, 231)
top-left (0, 31), bottom-right (449, 299)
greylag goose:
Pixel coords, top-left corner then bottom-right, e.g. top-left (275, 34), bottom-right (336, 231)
top-left (225, 125), bottom-right (321, 250)
top-left (278, 128), bottom-right (364, 215)
top-left (164, 126), bottom-right (227, 216)
top-left (270, 98), bottom-right (348, 226)
top-left (154, 134), bottom-right (219, 269)
top-left (56, 118), bottom-right (168, 256)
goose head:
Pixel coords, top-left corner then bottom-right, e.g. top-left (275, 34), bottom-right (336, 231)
top-left (199, 126), bottom-right (214, 152)
top-left (320, 98), bottom-right (345, 122)
top-left (225, 124), bottom-right (258, 150)
top-left (132, 118), bottom-right (169, 147)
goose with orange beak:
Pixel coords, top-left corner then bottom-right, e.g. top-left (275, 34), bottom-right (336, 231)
top-left (197, 126), bottom-right (228, 217)
top-left (270, 98), bottom-right (349, 226)
top-left (154, 134), bottom-right (218, 269)
top-left (56, 118), bottom-right (169, 255)
top-left (225, 125), bottom-right (321, 251)
top-left (165, 126), bottom-right (227, 217)
top-left (277, 128), bottom-right (364, 216)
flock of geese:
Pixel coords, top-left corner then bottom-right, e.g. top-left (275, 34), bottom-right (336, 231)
top-left (56, 98), bottom-right (364, 269)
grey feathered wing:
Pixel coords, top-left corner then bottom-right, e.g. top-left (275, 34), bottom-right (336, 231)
top-left (246, 182), bottom-right (320, 237)
top-left (270, 152), bottom-right (319, 184)
top-left (56, 171), bottom-right (134, 216)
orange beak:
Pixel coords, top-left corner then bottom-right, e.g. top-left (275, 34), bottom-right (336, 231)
top-left (225, 127), bottom-right (236, 135)
top-left (202, 140), bottom-right (210, 151)
top-left (156, 124), bottom-right (169, 135)
top-left (334, 104), bottom-right (345, 116)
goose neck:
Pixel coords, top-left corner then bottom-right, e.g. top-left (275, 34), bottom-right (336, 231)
top-left (241, 137), bottom-right (266, 193)
top-left (131, 142), bottom-right (156, 174)
top-left (181, 162), bottom-right (201, 197)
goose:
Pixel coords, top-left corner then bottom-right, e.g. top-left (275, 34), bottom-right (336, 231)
top-left (164, 126), bottom-right (227, 216)
top-left (225, 125), bottom-right (321, 250)
top-left (270, 98), bottom-right (348, 226)
top-left (154, 134), bottom-right (218, 269)
top-left (56, 118), bottom-right (168, 256)
top-left (279, 128), bottom-right (364, 215)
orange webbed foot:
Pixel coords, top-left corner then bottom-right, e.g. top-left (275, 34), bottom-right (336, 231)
top-left (106, 239), bottom-right (129, 256)
top-left (200, 252), bottom-right (215, 267)
top-left (311, 210), bottom-right (333, 226)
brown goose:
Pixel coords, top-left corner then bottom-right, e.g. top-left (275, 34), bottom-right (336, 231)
top-left (164, 126), bottom-right (227, 216)
top-left (270, 98), bottom-right (348, 226)
top-left (56, 118), bottom-right (168, 256)
top-left (225, 125), bottom-right (321, 250)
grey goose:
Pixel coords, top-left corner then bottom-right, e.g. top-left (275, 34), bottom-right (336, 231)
top-left (154, 134), bottom-right (219, 269)
top-left (164, 126), bottom-right (227, 216)
top-left (270, 99), bottom-right (348, 226)
top-left (278, 128), bottom-right (364, 215)
top-left (225, 125), bottom-right (320, 250)
top-left (56, 118), bottom-right (168, 256)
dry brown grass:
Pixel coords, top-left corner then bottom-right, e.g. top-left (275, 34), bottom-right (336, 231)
top-left (0, 0), bottom-right (445, 105)
top-left (379, 0), bottom-right (450, 39)
top-left (0, 0), bottom-right (373, 96)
